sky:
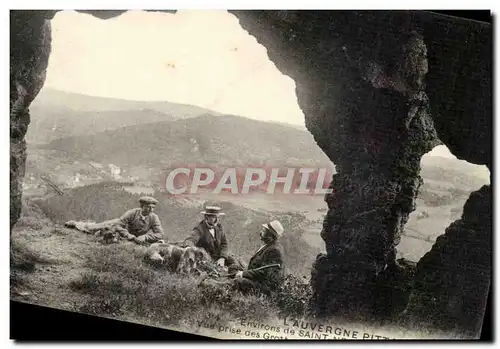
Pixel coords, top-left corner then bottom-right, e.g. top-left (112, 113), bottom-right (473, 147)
top-left (45, 10), bottom-right (305, 126)
top-left (44, 10), bottom-right (467, 161)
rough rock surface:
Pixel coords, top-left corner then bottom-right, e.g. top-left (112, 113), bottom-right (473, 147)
top-left (232, 11), bottom-right (491, 330)
top-left (234, 11), bottom-right (440, 319)
top-left (403, 185), bottom-right (492, 335)
top-left (10, 10), bottom-right (491, 334)
top-left (422, 15), bottom-right (492, 168)
top-left (10, 11), bottom-right (53, 230)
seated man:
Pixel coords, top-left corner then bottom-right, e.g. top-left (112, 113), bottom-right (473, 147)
top-left (183, 206), bottom-right (242, 270)
top-left (233, 220), bottom-right (285, 296)
top-left (114, 196), bottom-right (166, 245)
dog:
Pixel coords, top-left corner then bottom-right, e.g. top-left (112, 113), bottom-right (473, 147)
top-left (97, 226), bottom-right (120, 244)
top-left (177, 246), bottom-right (212, 275)
top-left (144, 242), bottom-right (212, 275)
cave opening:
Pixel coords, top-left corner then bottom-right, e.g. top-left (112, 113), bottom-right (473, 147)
top-left (19, 10), bottom-right (331, 277)
top-left (11, 10), bottom-right (492, 338)
top-left (25, 9), bottom-right (321, 193)
top-left (399, 144), bottom-right (491, 262)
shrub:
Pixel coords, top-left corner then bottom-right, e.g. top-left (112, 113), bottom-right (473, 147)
top-left (272, 274), bottom-right (312, 319)
top-left (69, 271), bottom-right (101, 292)
top-left (78, 296), bottom-right (126, 317)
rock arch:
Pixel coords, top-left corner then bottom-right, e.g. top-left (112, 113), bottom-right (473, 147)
top-left (10, 10), bottom-right (491, 335)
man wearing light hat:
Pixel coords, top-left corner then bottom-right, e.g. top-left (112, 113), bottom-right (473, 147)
top-left (233, 219), bottom-right (285, 296)
top-left (183, 205), bottom-right (240, 269)
top-left (114, 196), bottom-right (166, 245)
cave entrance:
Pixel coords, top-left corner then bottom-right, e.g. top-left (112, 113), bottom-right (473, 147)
top-left (12, 9), bottom-right (492, 336)
top-left (22, 9), bottom-right (330, 277)
top-left (399, 144), bottom-right (490, 261)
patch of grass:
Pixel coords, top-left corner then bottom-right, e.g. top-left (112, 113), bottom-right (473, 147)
top-left (272, 274), bottom-right (312, 319)
top-left (69, 271), bottom-right (101, 292)
top-left (15, 198), bottom-right (52, 231)
top-left (10, 239), bottom-right (55, 273)
top-left (10, 272), bottom-right (28, 289)
top-left (10, 238), bottom-right (59, 293)
top-left (23, 183), bottom-right (321, 327)
top-left (16, 215), bottom-right (45, 230)
top-left (78, 296), bottom-right (126, 317)
top-left (50, 227), bottom-right (70, 236)
top-left (68, 240), bottom-right (305, 328)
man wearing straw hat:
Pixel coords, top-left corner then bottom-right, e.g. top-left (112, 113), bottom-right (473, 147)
top-left (183, 205), bottom-right (244, 271)
top-left (114, 196), bottom-right (166, 245)
top-left (232, 219), bottom-right (285, 296)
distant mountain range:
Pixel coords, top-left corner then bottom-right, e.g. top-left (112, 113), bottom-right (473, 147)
top-left (37, 113), bottom-right (331, 169)
top-left (25, 88), bottom-right (489, 194)
top-left (420, 155), bottom-right (490, 191)
top-left (27, 88), bottom-right (305, 143)
top-left (26, 88), bottom-right (222, 144)
top-left (31, 87), bottom-right (221, 115)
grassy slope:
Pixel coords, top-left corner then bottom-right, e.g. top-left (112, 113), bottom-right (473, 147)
top-left (12, 189), bottom-right (315, 332)
top-left (30, 182), bottom-right (319, 276)
top-left (11, 165), bottom-right (490, 338)
top-left (11, 217), bottom-right (277, 330)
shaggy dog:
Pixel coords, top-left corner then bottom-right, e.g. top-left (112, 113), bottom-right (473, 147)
top-left (145, 242), bottom-right (212, 275)
top-left (98, 225), bottom-right (121, 244)
top-left (177, 246), bottom-right (212, 275)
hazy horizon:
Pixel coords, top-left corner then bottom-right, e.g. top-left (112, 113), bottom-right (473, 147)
top-left (44, 10), bottom-right (306, 126)
top-left (37, 86), bottom-right (471, 161)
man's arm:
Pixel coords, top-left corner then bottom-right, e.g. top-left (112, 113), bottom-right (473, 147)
top-left (242, 248), bottom-right (283, 281)
top-left (117, 209), bottom-right (136, 240)
top-left (219, 227), bottom-right (229, 260)
top-left (141, 214), bottom-right (165, 243)
top-left (119, 209), bottom-right (135, 224)
top-left (183, 227), bottom-right (202, 247)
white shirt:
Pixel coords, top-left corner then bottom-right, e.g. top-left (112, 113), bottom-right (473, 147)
top-left (208, 227), bottom-right (215, 238)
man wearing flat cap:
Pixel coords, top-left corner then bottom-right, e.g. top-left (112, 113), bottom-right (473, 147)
top-left (114, 196), bottom-right (166, 245)
top-left (232, 219), bottom-right (285, 296)
top-left (183, 206), bottom-right (241, 269)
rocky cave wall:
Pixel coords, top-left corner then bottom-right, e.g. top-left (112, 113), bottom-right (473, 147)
top-left (10, 10), bottom-right (491, 335)
top-left (10, 11), bottom-right (53, 231)
top-left (232, 11), bottom-right (491, 334)
top-left (234, 11), bottom-right (441, 320)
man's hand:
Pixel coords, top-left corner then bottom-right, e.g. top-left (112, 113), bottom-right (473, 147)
top-left (127, 234), bottom-right (136, 241)
top-left (216, 258), bottom-right (225, 267)
top-left (134, 235), bottom-right (147, 245)
top-left (235, 271), bottom-right (243, 279)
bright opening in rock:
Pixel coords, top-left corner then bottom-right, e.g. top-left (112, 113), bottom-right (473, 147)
top-left (21, 9), bottom-right (330, 275)
top-left (12, 10), bottom-right (492, 337)
top-left (27, 10), bottom-right (307, 141)
top-left (398, 144), bottom-right (490, 262)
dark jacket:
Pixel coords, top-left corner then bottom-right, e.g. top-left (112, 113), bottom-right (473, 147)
top-left (184, 220), bottom-right (228, 261)
top-left (242, 241), bottom-right (285, 291)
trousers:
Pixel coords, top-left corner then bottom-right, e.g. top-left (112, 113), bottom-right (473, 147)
top-left (224, 255), bottom-right (245, 273)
